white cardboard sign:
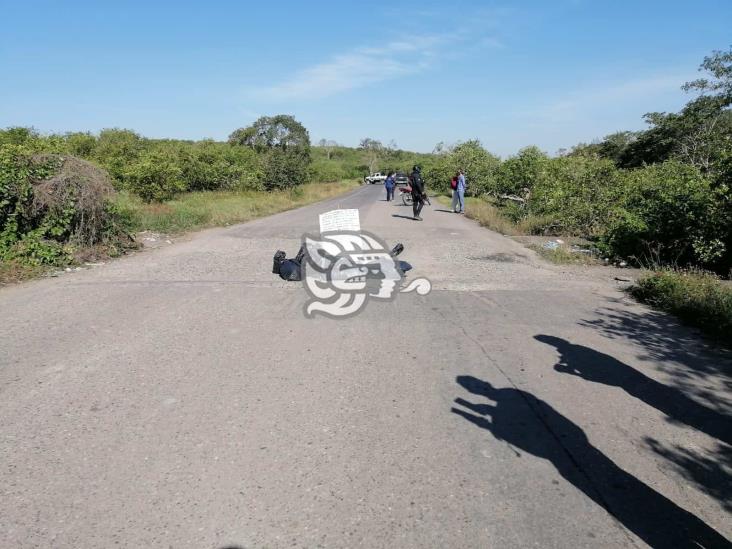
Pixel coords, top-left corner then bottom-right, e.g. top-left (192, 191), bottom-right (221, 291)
top-left (319, 209), bottom-right (360, 233)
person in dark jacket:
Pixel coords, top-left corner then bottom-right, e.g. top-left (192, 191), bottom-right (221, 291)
top-left (410, 165), bottom-right (425, 220)
top-left (384, 171), bottom-right (395, 201)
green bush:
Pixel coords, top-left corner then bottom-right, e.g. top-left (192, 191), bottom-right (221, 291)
top-left (309, 157), bottom-right (349, 183)
top-left (601, 161), bottom-right (719, 266)
top-left (1, 145), bottom-right (130, 266)
top-left (0, 127), bottom-right (40, 146)
top-left (0, 127), bottom-right (67, 155)
top-left (0, 144), bottom-right (60, 262)
top-left (630, 269), bottom-right (732, 340)
top-left (424, 140), bottom-right (500, 196)
top-left (178, 141), bottom-right (263, 192)
top-left (94, 128), bottom-right (144, 183)
top-left (262, 149), bottom-right (310, 190)
top-left (64, 132), bottom-right (97, 158)
top-left (124, 151), bottom-right (185, 202)
top-left (528, 156), bottom-right (622, 235)
top-left (497, 146), bottom-right (549, 196)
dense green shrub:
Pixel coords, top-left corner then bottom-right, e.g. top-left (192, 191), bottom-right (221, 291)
top-left (178, 142), bottom-right (263, 192)
top-left (262, 149), bottom-right (310, 190)
top-left (0, 127), bottom-right (67, 154)
top-left (630, 269), bottom-right (732, 340)
top-left (528, 156), bottom-right (622, 235)
top-left (0, 127), bottom-right (40, 146)
top-left (424, 140), bottom-right (500, 196)
top-left (1, 144), bottom-right (60, 262)
top-left (64, 132), bottom-right (97, 158)
top-left (601, 161), bottom-right (719, 266)
top-left (1, 145), bottom-right (130, 265)
top-left (497, 146), bottom-right (549, 196)
top-left (94, 128), bottom-right (144, 183)
top-left (123, 151), bottom-right (186, 202)
top-left (309, 158), bottom-right (348, 183)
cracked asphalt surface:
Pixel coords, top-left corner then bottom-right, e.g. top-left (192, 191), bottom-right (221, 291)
top-left (1, 184), bottom-right (730, 548)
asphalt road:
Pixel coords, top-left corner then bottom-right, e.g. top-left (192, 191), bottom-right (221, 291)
top-left (1, 184), bottom-right (731, 548)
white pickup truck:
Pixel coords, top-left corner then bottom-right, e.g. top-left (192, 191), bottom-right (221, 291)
top-left (364, 172), bottom-right (387, 184)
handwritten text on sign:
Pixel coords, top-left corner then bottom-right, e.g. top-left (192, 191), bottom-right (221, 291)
top-left (319, 209), bottom-right (360, 233)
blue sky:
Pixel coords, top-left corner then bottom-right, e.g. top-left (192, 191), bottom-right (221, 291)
top-left (1, 0), bottom-right (730, 156)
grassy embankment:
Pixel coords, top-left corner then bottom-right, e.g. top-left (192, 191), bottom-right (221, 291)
top-left (116, 179), bottom-right (358, 233)
top-left (631, 269), bottom-right (732, 342)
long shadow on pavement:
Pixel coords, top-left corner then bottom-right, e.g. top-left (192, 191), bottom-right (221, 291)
top-left (580, 305), bottom-right (732, 391)
top-left (451, 375), bottom-right (730, 548)
top-left (391, 214), bottom-right (417, 221)
top-left (534, 335), bottom-right (732, 447)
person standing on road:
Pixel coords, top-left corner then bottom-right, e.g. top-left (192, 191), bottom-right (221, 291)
top-left (384, 171), bottom-right (395, 202)
top-left (450, 173), bottom-right (459, 212)
top-left (410, 165), bottom-right (426, 221)
top-left (455, 169), bottom-right (466, 214)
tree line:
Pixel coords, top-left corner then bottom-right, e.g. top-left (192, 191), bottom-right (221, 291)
top-left (1, 48), bottom-right (730, 273)
top-left (421, 48), bottom-right (732, 274)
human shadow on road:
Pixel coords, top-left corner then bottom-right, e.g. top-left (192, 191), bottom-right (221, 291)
top-left (534, 335), bottom-right (732, 447)
top-left (580, 306), bottom-right (732, 386)
top-left (433, 208), bottom-right (455, 213)
top-left (451, 375), bottom-right (730, 548)
top-left (391, 214), bottom-right (418, 221)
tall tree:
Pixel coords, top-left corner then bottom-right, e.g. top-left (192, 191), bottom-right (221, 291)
top-left (229, 115), bottom-right (311, 190)
top-left (229, 115), bottom-right (310, 154)
top-left (317, 138), bottom-right (338, 160)
top-left (682, 48), bottom-right (732, 102)
top-left (359, 138), bottom-right (383, 173)
top-left (620, 47), bottom-right (732, 172)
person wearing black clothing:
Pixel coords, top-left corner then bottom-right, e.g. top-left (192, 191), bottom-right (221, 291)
top-left (410, 165), bottom-right (425, 220)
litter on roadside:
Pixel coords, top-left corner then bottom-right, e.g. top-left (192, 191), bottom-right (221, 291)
top-left (570, 245), bottom-right (594, 255)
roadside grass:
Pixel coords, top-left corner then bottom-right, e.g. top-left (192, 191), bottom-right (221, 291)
top-left (437, 196), bottom-right (521, 235)
top-left (436, 194), bottom-right (562, 237)
top-left (0, 180), bottom-right (358, 285)
top-left (0, 260), bottom-right (46, 285)
top-left (630, 269), bottom-right (732, 341)
top-left (437, 194), bottom-right (599, 266)
top-left (116, 180), bottom-right (359, 234)
top-left (528, 244), bottom-right (601, 265)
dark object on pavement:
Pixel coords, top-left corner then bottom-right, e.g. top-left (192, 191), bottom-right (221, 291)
top-left (272, 250), bottom-right (286, 274)
top-left (279, 258), bottom-right (302, 281)
top-left (273, 245), bottom-right (306, 281)
top-left (272, 242), bottom-right (411, 282)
